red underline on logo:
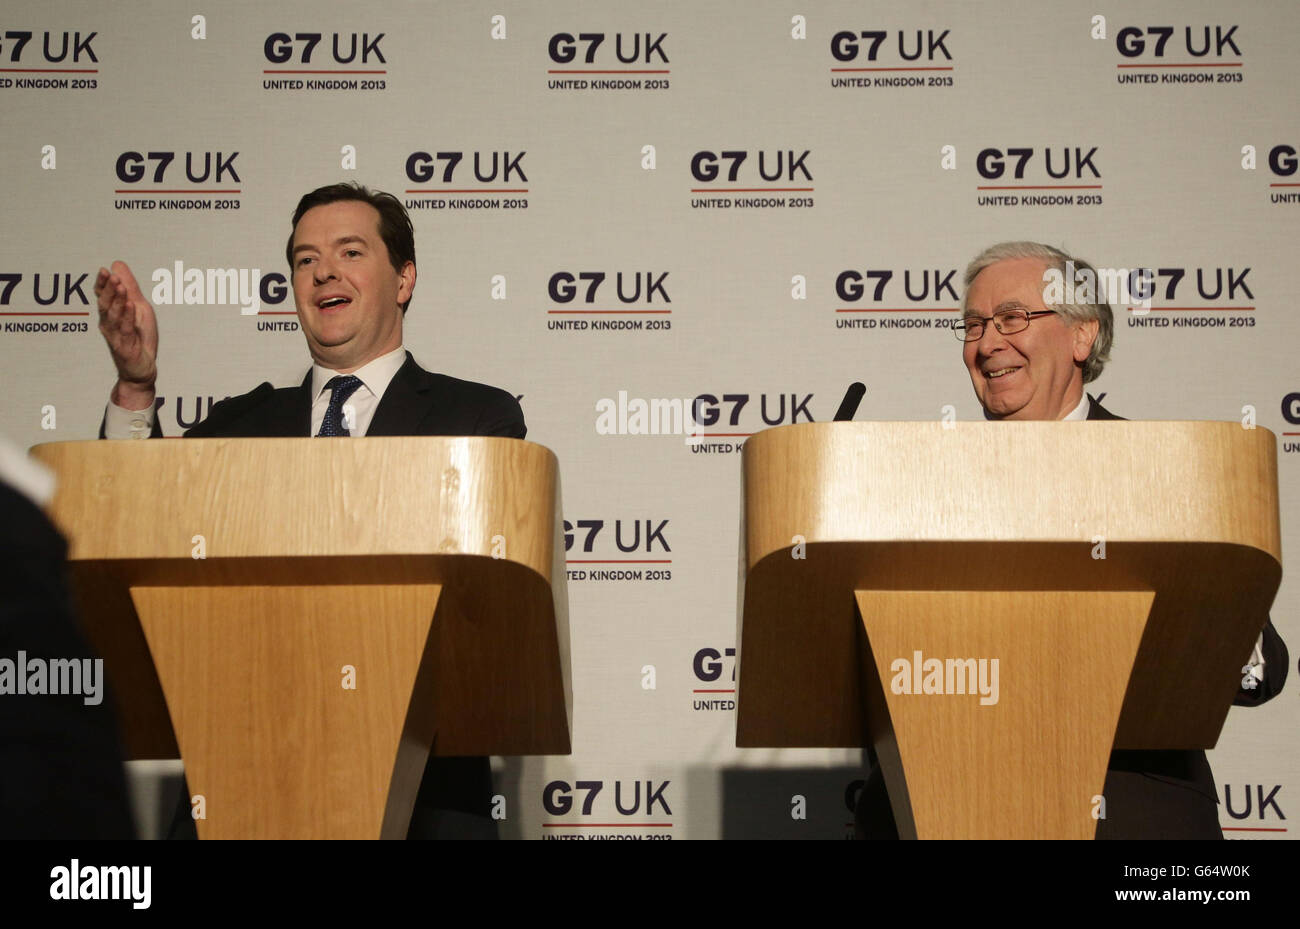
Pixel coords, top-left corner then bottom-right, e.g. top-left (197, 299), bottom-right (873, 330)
top-left (689, 433), bottom-right (754, 437)
top-left (567, 559), bottom-right (672, 564)
top-left (977, 185), bottom-right (1102, 190)
top-left (1283, 432), bottom-right (1300, 436)
top-left (690, 187), bottom-right (814, 192)
top-left (114, 189), bottom-right (241, 194)
top-left (1221, 827), bottom-right (1286, 832)
top-left (263, 69), bottom-right (387, 74)
top-left (0, 312), bottom-right (90, 316)
top-left (830, 66), bottom-right (953, 72)
top-left (0, 67), bottom-right (99, 73)
top-left (837, 307), bottom-right (960, 313)
top-left (693, 689), bottom-right (735, 693)
top-left (1117, 62), bottom-right (1241, 68)
top-left (1128, 306), bottom-right (1253, 312)
top-left (547, 309), bottom-right (671, 314)
top-left (404, 189), bottom-right (528, 193)
top-left (548, 69), bottom-right (670, 74)
top-left (1270, 183), bottom-right (1300, 187)
top-left (257, 311), bottom-right (297, 315)
top-left (543, 826), bottom-right (676, 831)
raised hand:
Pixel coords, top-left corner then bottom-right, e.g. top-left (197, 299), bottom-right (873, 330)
top-left (95, 261), bottom-right (158, 409)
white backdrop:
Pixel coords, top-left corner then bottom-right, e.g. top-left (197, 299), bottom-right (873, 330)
top-left (1, 0), bottom-right (1295, 838)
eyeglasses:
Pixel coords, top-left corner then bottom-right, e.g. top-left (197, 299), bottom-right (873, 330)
top-left (954, 308), bottom-right (1057, 342)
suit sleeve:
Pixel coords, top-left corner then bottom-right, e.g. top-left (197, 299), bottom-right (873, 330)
top-left (472, 390), bottom-right (527, 440)
top-left (181, 383), bottom-right (276, 438)
top-left (99, 383), bottom-right (277, 439)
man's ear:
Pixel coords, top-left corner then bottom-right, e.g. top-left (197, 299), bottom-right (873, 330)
top-left (397, 261), bottom-right (416, 305)
top-left (1073, 318), bottom-right (1099, 363)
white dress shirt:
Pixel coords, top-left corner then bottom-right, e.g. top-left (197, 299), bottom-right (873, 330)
top-left (306, 345), bottom-right (407, 437)
top-left (1061, 391), bottom-right (1090, 421)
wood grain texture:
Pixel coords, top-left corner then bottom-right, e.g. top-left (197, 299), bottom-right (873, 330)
top-left (34, 437), bottom-right (557, 574)
top-left (28, 438), bottom-right (571, 838)
top-left (737, 422), bottom-right (1282, 754)
top-left (744, 422), bottom-right (1280, 561)
top-left (858, 589), bottom-right (1151, 840)
top-left (133, 584), bottom-right (440, 839)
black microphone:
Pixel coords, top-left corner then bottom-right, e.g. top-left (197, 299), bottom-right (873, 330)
top-left (833, 382), bottom-right (866, 422)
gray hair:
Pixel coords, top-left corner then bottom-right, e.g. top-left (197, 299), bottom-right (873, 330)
top-left (962, 241), bottom-right (1113, 384)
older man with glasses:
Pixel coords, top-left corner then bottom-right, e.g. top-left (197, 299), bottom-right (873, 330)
top-left (855, 241), bottom-right (1287, 839)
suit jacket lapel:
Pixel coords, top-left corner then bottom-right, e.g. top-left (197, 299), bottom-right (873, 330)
top-left (366, 351), bottom-right (437, 436)
top-left (1085, 394), bottom-right (1124, 422)
top-left (291, 369), bottom-right (314, 436)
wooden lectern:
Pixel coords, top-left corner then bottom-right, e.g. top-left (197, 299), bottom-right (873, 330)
top-left (736, 422), bottom-right (1281, 839)
top-left (30, 438), bottom-right (571, 839)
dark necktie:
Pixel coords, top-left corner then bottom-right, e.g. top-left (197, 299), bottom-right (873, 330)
top-left (317, 375), bottom-right (364, 436)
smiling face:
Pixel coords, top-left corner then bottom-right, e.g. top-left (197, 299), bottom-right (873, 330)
top-left (290, 200), bottom-right (414, 373)
top-left (962, 257), bottom-right (1098, 421)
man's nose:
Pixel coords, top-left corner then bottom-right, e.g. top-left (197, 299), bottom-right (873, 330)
top-left (976, 318), bottom-right (1008, 353)
top-left (312, 257), bottom-right (338, 284)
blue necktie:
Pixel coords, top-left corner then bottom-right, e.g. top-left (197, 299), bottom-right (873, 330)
top-left (317, 375), bottom-right (363, 436)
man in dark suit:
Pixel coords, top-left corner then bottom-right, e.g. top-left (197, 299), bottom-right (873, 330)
top-left (857, 241), bottom-right (1287, 839)
top-left (95, 182), bottom-right (523, 837)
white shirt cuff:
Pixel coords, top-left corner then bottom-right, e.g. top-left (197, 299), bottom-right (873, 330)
top-left (105, 398), bottom-right (156, 439)
top-left (1241, 633), bottom-right (1266, 690)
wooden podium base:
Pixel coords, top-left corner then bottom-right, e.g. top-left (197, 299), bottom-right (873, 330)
top-left (856, 589), bottom-right (1152, 839)
top-left (133, 584), bottom-right (441, 839)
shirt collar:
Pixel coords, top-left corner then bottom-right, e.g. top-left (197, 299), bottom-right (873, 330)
top-left (1061, 391), bottom-right (1090, 421)
top-left (980, 389), bottom-right (1091, 421)
top-left (310, 345), bottom-right (407, 403)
